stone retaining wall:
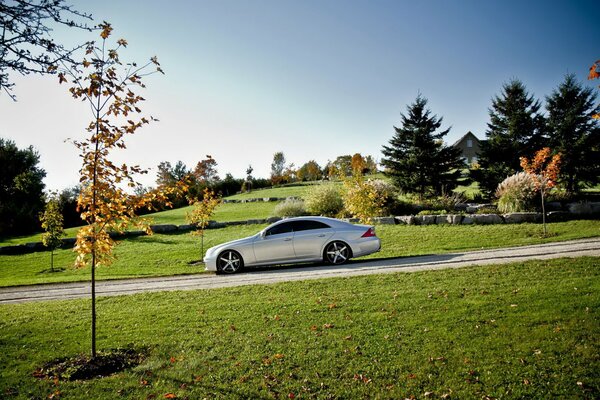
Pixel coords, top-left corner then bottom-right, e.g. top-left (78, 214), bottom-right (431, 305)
top-left (1, 209), bottom-right (597, 255)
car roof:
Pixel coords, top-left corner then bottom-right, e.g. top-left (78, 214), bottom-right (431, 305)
top-left (269, 216), bottom-right (363, 228)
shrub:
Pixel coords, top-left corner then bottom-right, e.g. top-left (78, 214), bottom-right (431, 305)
top-left (305, 184), bottom-right (344, 217)
top-left (495, 172), bottom-right (537, 213)
top-left (342, 176), bottom-right (387, 223)
top-left (273, 198), bottom-right (306, 217)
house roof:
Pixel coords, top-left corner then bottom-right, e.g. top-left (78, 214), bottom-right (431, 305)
top-left (452, 131), bottom-right (481, 147)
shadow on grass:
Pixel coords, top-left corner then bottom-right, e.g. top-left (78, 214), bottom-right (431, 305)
top-left (37, 267), bottom-right (67, 274)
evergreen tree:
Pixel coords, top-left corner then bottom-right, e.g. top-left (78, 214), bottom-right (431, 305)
top-left (381, 95), bottom-right (463, 198)
top-left (546, 74), bottom-right (600, 193)
top-left (474, 79), bottom-right (546, 197)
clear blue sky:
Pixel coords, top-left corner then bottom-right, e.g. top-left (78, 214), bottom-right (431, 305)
top-left (1, 0), bottom-right (597, 191)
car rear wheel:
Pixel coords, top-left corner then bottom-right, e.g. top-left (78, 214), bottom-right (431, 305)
top-left (217, 250), bottom-right (244, 274)
top-left (324, 241), bottom-right (351, 265)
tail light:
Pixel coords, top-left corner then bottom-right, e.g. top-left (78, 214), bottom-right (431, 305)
top-left (361, 227), bottom-right (376, 238)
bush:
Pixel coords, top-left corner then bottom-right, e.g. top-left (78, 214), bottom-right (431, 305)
top-left (342, 177), bottom-right (388, 223)
top-left (273, 198), bottom-right (306, 217)
top-left (305, 184), bottom-right (344, 217)
top-left (495, 172), bottom-right (537, 213)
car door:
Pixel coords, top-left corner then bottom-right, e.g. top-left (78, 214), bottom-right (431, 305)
top-left (291, 220), bottom-right (334, 259)
top-left (252, 221), bottom-right (295, 264)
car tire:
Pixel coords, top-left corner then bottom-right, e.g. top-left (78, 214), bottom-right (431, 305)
top-left (216, 250), bottom-right (244, 274)
top-left (324, 241), bottom-right (351, 265)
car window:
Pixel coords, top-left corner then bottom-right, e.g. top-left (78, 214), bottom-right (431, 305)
top-left (265, 222), bottom-right (294, 236)
top-left (291, 220), bottom-right (331, 232)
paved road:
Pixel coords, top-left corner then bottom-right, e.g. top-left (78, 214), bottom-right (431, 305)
top-left (1, 238), bottom-right (599, 304)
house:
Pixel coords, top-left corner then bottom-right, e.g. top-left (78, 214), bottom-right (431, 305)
top-left (452, 131), bottom-right (481, 165)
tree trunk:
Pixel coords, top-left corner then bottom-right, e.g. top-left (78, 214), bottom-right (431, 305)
top-left (50, 249), bottom-right (54, 272)
top-left (541, 189), bottom-right (547, 236)
top-left (91, 247), bottom-right (96, 358)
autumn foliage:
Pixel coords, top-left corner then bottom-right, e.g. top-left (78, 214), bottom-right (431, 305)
top-left (520, 147), bottom-right (561, 235)
top-left (588, 59), bottom-right (600, 119)
top-left (58, 22), bottom-right (177, 357)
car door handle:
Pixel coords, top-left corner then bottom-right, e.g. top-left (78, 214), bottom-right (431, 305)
top-left (284, 238), bottom-right (292, 241)
top-left (317, 234), bottom-right (326, 237)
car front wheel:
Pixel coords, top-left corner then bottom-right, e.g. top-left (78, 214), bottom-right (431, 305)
top-left (217, 250), bottom-right (244, 274)
top-left (324, 241), bottom-right (351, 265)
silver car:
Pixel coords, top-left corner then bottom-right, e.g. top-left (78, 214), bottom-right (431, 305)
top-left (204, 216), bottom-right (381, 273)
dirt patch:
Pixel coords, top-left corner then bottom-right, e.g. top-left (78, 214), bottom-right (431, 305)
top-left (33, 347), bottom-right (147, 381)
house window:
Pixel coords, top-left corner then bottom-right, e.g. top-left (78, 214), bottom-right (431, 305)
top-left (467, 139), bottom-right (473, 148)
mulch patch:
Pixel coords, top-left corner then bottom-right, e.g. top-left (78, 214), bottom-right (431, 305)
top-left (33, 347), bottom-right (147, 381)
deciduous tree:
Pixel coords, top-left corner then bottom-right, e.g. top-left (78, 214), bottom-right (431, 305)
top-left (589, 58), bottom-right (600, 120)
top-left (474, 80), bottom-right (546, 197)
top-left (520, 148), bottom-right (561, 236)
top-left (381, 95), bottom-right (463, 198)
top-left (39, 193), bottom-right (65, 272)
top-left (59, 22), bottom-right (169, 358)
top-left (546, 74), bottom-right (600, 193)
top-left (0, 0), bottom-right (92, 99)
top-left (270, 152), bottom-right (286, 185)
top-left (187, 188), bottom-right (221, 260)
top-left (0, 138), bottom-right (46, 236)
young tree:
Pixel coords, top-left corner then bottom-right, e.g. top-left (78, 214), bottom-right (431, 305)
top-left (0, 138), bottom-right (46, 236)
top-left (244, 165), bottom-right (254, 192)
top-left (520, 148), bottom-right (561, 236)
top-left (474, 80), bottom-right (546, 197)
top-left (187, 188), bottom-right (221, 260)
top-left (0, 0), bottom-right (92, 99)
top-left (39, 194), bottom-right (65, 272)
top-left (59, 22), bottom-right (167, 358)
top-left (589, 58), bottom-right (600, 120)
top-left (270, 151), bottom-right (286, 185)
top-left (381, 95), bottom-right (463, 198)
top-left (546, 74), bottom-right (600, 193)
top-left (193, 155), bottom-right (219, 184)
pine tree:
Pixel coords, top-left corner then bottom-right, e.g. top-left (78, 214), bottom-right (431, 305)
top-left (381, 95), bottom-right (463, 198)
top-left (474, 80), bottom-right (546, 197)
top-left (546, 74), bottom-right (600, 193)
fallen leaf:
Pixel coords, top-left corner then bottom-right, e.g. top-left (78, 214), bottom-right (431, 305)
top-left (328, 303), bottom-right (337, 309)
top-left (523, 379), bottom-right (530, 385)
top-left (309, 325), bottom-right (318, 331)
top-left (274, 353), bottom-right (285, 359)
top-left (169, 356), bottom-right (176, 364)
top-left (164, 394), bottom-right (176, 399)
top-left (323, 323), bottom-right (334, 329)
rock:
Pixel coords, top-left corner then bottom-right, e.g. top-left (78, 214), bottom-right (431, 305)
top-left (420, 215), bottom-right (437, 225)
top-left (472, 214), bottom-right (503, 224)
top-left (208, 221), bottom-right (226, 229)
top-left (395, 215), bottom-right (415, 225)
top-left (462, 215), bottom-right (474, 224)
top-left (246, 219), bottom-right (267, 225)
top-left (503, 212), bottom-right (541, 224)
top-left (437, 214), bottom-right (463, 224)
top-left (266, 216), bottom-right (282, 223)
top-left (547, 211), bottom-right (571, 222)
top-left (374, 216), bottom-right (396, 224)
top-left (177, 224), bottom-right (196, 231)
top-left (150, 224), bottom-right (178, 233)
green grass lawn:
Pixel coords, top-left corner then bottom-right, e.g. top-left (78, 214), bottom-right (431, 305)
top-left (226, 181), bottom-right (325, 200)
top-left (1, 257), bottom-right (598, 399)
top-left (1, 220), bottom-right (598, 287)
top-left (0, 201), bottom-right (280, 247)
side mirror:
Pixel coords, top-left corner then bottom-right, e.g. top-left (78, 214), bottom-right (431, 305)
top-left (260, 230), bottom-right (267, 238)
